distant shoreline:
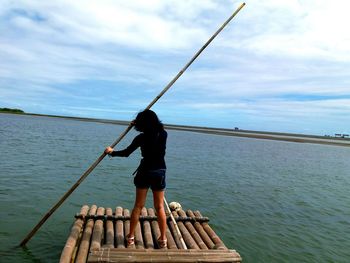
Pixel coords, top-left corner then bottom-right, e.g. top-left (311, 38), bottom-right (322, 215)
top-left (1, 111), bottom-right (349, 147)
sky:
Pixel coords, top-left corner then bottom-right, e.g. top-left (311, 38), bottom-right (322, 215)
top-left (0, 0), bottom-right (349, 135)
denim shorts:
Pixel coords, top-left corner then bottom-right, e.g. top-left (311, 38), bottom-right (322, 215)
top-left (134, 169), bottom-right (166, 191)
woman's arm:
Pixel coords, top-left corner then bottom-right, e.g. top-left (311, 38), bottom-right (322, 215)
top-left (104, 134), bottom-right (142, 157)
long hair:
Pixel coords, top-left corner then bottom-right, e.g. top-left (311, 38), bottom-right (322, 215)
top-left (134, 109), bottom-right (163, 133)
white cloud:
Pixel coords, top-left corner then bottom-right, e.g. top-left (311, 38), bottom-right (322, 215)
top-left (0, 0), bottom-right (349, 134)
top-left (2, 0), bottom-right (212, 50)
top-left (232, 0), bottom-right (350, 61)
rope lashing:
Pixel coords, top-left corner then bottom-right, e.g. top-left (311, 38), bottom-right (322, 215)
top-left (74, 214), bottom-right (210, 223)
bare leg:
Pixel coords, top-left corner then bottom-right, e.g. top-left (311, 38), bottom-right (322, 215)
top-left (129, 188), bottom-right (148, 238)
top-left (153, 190), bottom-right (167, 241)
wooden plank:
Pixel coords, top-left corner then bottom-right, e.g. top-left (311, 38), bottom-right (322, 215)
top-left (75, 205), bottom-right (97, 263)
top-left (59, 205), bottom-right (89, 263)
top-left (88, 248), bottom-right (242, 262)
top-left (89, 256), bottom-right (240, 263)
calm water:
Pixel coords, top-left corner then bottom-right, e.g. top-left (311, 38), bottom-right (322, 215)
top-left (0, 113), bottom-right (349, 262)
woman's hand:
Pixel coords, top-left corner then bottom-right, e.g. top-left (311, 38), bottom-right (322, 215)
top-left (104, 146), bottom-right (114, 155)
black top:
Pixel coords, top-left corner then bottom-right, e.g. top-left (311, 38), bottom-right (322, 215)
top-left (110, 129), bottom-right (167, 171)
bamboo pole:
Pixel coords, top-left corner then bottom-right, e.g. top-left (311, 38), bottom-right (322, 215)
top-left (164, 224), bottom-right (178, 249)
top-left (164, 197), bottom-right (187, 249)
top-left (141, 207), bottom-right (154, 249)
top-left (75, 205), bottom-right (97, 263)
top-left (104, 207), bottom-right (114, 248)
top-left (148, 208), bottom-right (177, 249)
top-left (19, 2), bottom-right (246, 247)
top-left (178, 209), bottom-right (207, 249)
top-left (90, 207), bottom-right (105, 250)
top-left (135, 213), bottom-right (144, 249)
top-left (115, 206), bottom-right (125, 248)
top-left (147, 208), bottom-right (161, 246)
top-left (165, 212), bottom-right (182, 248)
top-left (172, 210), bottom-right (199, 249)
top-left (194, 211), bottom-right (227, 250)
top-left (123, 209), bottom-right (134, 248)
top-left (59, 205), bottom-right (89, 263)
top-left (187, 210), bottom-right (214, 249)
top-left (74, 214), bottom-right (209, 222)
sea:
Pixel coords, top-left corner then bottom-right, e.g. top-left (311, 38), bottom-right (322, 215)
top-left (0, 113), bottom-right (349, 262)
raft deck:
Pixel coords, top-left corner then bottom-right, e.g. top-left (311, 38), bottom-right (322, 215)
top-left (60, 205), bottom-right (242, 262)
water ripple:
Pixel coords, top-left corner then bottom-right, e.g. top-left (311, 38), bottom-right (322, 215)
top-left (1, 114), bottom-right (350, 262)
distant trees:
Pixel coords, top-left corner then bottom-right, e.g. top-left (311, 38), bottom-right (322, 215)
top-left (335, 133), bottom-right (349, 138)
top-left (0, 108), bottom-right (25, 114)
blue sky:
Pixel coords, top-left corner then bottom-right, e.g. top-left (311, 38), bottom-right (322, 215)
top-left (0, 0), bottom-right (349, 135)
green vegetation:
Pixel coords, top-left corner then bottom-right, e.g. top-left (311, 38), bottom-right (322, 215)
top-left (0, 108), bottom-right (25, 114)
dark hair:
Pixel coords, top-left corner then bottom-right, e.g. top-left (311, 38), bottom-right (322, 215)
top-left (134, 109), bottom-right (163, 133)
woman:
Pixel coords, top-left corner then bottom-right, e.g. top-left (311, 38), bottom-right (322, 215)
top-left (105, 109), bottom-right (168, 249)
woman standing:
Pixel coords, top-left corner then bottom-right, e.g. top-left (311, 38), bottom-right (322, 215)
top-left (105, 109), bottom-right (167, 248)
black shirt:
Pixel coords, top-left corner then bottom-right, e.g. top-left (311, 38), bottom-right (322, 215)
top-left (110, 129), bottom-right (167, 171)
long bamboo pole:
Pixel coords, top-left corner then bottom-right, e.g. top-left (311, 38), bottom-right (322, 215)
top-left (164, 197), bottom-right (187, 249)
top-left (19, 2), bottom-right (245, 247)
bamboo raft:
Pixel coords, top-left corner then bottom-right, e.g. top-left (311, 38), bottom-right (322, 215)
top-left (60, 205), bottom-right (242, 262)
